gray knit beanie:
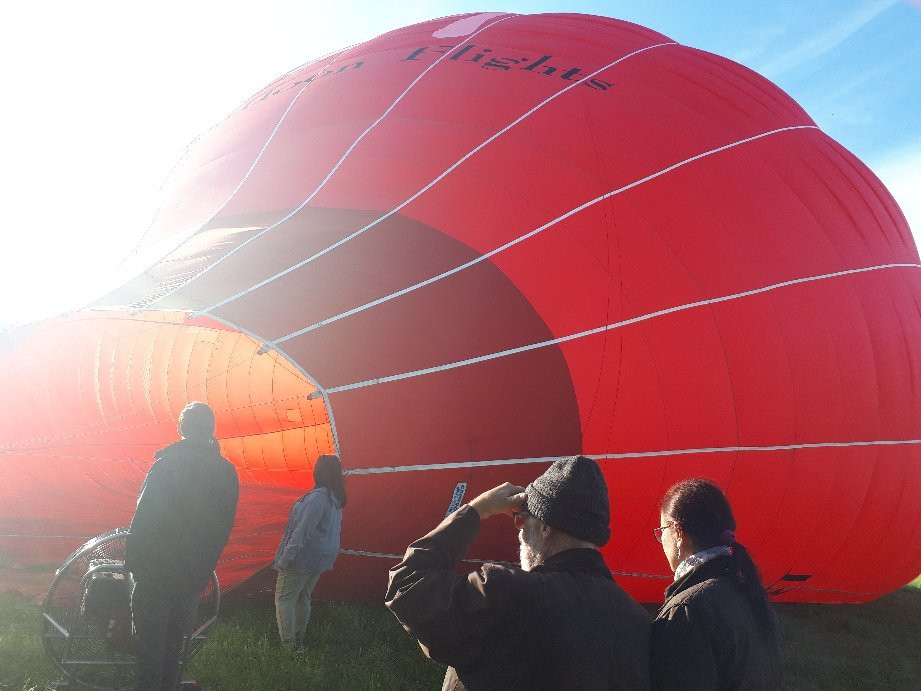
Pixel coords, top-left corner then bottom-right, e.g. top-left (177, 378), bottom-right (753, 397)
top-left (525, 455), bottom-right (610, 546)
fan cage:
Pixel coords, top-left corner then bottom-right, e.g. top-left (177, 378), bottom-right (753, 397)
top-left (42, 527), bottom-right (219, 689)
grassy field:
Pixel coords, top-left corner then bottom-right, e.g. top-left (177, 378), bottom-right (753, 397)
top-left (777, 575), bottom-right (921, 689)
top-left (2, 576), bottom-right (919, 690)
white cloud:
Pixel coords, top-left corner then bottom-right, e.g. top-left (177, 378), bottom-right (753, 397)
top-left (758, 0), bottom-right (900, 77)
top-left (873, 145), bottom-right (921, 249)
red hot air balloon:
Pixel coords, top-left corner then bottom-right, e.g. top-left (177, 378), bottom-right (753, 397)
top-left (2, 12), bottom-right (919, 604)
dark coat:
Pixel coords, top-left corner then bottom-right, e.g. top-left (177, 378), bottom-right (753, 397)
top-left (125, 437), bottom-right (239, 596)
top-left (651, 556), bottom-right (782, 690)
top-left (385, 505), bottom-right (651, 691)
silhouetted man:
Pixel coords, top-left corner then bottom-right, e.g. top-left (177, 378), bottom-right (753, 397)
top-left (126, 402), bottom-right (239, 689)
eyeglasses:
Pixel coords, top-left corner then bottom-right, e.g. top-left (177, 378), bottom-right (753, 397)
top-left (513, 508), bottom-right (532, 530)
top-left (653, 523), bottom-right (676, 543)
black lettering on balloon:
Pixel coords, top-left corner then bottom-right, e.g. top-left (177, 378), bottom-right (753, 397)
top-left (245, 46), bottom-right (613, 110)
top-left (521, 55), bottom-right (552, 72)
top-left (239, 60), bottom-right (364, 110)
top-left (586, 79), bottom-right (613, 90)
top-left (405, 45), bottom-right (455, 61)
top-left (482, 57), bottom-right (522, 70)
top-left (449, 45), bottom-right (475, 60)
top-left (560, 68), bottom-right (584, 81)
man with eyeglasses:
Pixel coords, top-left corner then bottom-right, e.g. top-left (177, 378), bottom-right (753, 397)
top-left (385, 455), bottom-right (650, 690)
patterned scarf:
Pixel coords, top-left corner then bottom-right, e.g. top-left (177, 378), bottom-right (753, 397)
top-left (674, 545), bottom-right (731, 581)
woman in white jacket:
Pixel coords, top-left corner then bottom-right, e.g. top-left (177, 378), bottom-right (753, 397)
top-left (273, 454), bottom-right (346, 653)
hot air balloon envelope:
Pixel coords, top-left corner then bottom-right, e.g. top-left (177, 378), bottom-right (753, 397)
top-left (2, 12), bottom-right (920, 604)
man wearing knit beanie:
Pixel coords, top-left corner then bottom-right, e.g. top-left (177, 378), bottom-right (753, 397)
top-left (386, 455), bottom-right (650, 690)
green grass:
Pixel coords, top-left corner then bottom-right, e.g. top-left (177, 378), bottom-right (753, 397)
top-left (2, 577), bottom-right (920, 690)
top-left (0, 594), bottom-right (60, 689)
top-left (777, 576), bottom-right (921, 689)
top-left (186, 599), bottom-right (444, 690)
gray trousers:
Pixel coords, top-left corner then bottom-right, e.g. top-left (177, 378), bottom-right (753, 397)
top-left (131, 580), bottom-right (198, 690)
top-left (274, 568), bottom-right (322, 649)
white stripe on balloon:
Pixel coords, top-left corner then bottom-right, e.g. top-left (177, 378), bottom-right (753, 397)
top-left (128, 50), bottom-right (351, 307)
top-left (146, 14), bottom-right (519, 309)
top-left (340, 438), bottom-right (921, 475)
top-left (193, 40), bottom-right (680, 317)
top-left (266, 124), bottom-right (819, 346)
top-left (318, 262), bottom-right (920, 394)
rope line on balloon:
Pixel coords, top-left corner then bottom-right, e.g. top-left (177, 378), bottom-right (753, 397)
top-left (343, 443), bottom-right (921, 597)
top-left (76, 40), bottom-right (687, 440)
top-left (16, 260), bottom-right (910, 453)
top-left (101, 41), bottom-right (376, 289)
top-left (42, 39), bottom-right (679, 445)
top-left (317, 262), bottom-right (921, 394)
top-left (189, 40), bottom-right (680, 318)
top-left (205, 311), bottom-right (344, 455)
top-left (790, 585), bottom-right (884, 598)
top-left (0, 312), bottom-right (332, 454)
top-left (0, 380), bottom-right (329, 455)
top-left (122, 47), bottom-right (355, 256)
top-left (6, 438), bottom-right (921, 465)
top-left (0, 535), bottom-right (668, 582)
top-left (0, 534), bottom-right (101, 540)
top-left (8, 319), bottom-right (257, 450)
top-left (0, 403), bottom-right (331, 459)
top-left (760, 220), bottom-right (915, 589)
top-left (120, 48), bottom-right (351, 310)
top-left (338, 548), bottom-right (670, 579)
top-left (335, 439), bottom-right (921, 475)
top-left (340, 549), bottom-right (890, 590)
top-left (258, 123), bottom-right (819, 346)
top-left (142, 14), bottom-right (520, 312)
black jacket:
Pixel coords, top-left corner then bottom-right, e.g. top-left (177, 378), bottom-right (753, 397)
top-left (651, 556), bottom-right (782, 690)
top-left (385, 505), bottom-right (651, 691)
top-left (125, 437), bottom-right (239, 596)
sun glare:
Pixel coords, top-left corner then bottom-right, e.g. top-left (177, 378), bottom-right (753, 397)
top-left (0, 2), bottom-right (361, 326)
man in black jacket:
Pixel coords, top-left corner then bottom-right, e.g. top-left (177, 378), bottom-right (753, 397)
top-left (126, 402), bottom-right (239, 690)
top-left (386, 455), bottom-right (650, 690)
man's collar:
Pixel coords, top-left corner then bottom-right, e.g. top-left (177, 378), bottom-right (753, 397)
top-left (532, 547), bottom-right (611, 579)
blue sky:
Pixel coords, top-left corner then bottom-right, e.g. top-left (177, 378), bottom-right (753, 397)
top-left (1, 0), bottom-right (918, 324)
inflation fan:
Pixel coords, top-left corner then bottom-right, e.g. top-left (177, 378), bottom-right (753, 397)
top-left (41, 528), bottom-right (219, 689)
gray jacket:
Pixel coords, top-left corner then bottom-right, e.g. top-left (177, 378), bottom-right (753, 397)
top-left (274, 486), bottom-right (342, 573)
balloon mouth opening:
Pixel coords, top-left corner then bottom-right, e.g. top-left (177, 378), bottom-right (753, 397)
top-left (180, 311), bottom-right (338, 483)
top-left (0, 308), bottom-right (337, 484)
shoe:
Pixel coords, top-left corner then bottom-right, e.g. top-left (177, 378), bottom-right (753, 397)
top-left (281, 640), bottom-right (298, 653)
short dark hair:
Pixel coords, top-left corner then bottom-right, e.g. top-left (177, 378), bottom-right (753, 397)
top-left (179, 401), bottom-right (216, 439)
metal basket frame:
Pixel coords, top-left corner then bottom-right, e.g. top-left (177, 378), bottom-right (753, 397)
top-left (42, 527), bottom-right (219, 690)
